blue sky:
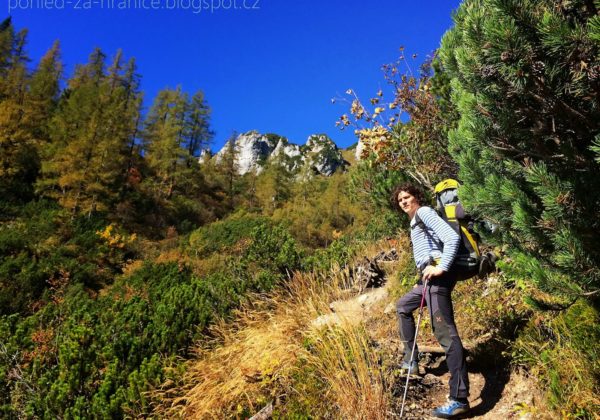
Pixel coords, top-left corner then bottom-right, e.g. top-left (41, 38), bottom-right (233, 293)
top-left (7, 0), bottom-right (462, 152)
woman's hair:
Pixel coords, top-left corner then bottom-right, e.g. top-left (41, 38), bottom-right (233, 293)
top-left (390, 182), bottom-right (427, 212)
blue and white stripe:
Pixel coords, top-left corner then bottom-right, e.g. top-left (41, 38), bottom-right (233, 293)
top-left (410, 206), bottom-right (460, 272)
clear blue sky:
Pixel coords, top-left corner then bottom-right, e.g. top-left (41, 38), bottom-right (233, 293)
top-left (7, 0), bottom-right (462, 152)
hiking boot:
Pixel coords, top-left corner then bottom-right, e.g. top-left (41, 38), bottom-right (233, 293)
top-left (431, 398), bottom-right (469, 418)
top-left (400, 360), bottom-right (419, 375)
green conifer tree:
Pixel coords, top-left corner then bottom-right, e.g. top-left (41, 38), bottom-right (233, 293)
top-left (38, 49), bottom-right (141, 215)
top-left (439, 0), bottom-right (600, 296)
top-left (184, 90), bottom-right (213, 160)
top-left (142, 87), bottom-right (189, 201)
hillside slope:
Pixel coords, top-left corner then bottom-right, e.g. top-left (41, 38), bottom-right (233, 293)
top-left (153, 237), bottom-right (552, 419)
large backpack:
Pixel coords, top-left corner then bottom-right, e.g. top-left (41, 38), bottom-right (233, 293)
top-left (414, 179), bottom-right (493, 280)
top-left (433, 179), bottom-right (482, 280)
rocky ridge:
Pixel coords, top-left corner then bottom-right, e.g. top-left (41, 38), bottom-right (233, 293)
top-left (206, 131), bottom-right (348, 176)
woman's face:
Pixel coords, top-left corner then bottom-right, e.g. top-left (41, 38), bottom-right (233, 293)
top-left (397, 191), bottom-right (419, 216)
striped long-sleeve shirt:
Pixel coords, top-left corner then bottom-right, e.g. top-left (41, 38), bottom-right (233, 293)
top-left (410, 206), bottom-right (460, 272)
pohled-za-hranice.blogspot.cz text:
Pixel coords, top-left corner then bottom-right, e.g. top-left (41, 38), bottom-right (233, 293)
top-left (8, 0), bottom-right (261, 13)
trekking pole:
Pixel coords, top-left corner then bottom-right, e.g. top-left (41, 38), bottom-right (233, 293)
top-left (399, 278), bottom-right (429, 419)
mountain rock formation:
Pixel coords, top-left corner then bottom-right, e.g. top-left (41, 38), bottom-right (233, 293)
top-left (208, 131), bottom-right (347, 176)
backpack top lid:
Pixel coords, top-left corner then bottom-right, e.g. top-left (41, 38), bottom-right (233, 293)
top-left (434, 179), bottom-right (460, 194)
top-left (434, 179), bottom-right (462, 211)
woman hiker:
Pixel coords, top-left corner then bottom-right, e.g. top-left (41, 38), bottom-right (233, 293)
top-left (391, 182), bottom-right (470, 418)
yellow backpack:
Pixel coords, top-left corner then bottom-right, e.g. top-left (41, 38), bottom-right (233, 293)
top-left (433, 179), bottom-right (484, 280)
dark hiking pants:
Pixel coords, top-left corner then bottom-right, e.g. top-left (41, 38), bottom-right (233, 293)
top-left (396, 271), bottom-right (469, 399)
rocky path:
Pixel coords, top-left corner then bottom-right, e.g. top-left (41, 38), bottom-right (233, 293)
top-left (310, 247), bottom-right (547, 420)
top-left (320, 283), bottom-right (544, 419)
top-left (395, 353), bottom-right (540, 419)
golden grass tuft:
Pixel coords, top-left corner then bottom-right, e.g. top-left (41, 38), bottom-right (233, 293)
top-left (152, 233), bottom-right (586, 418)
top-left (168, 314), bottom-right (305, 418)
top-left (305, 319), bottom-right (392, 419)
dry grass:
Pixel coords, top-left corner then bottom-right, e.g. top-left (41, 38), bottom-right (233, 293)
top-left (166, 313), bottom-right (304, 418)
top-left (153, 241), bottom-right (402, 419)
top-left (306, 316), bottom-right (393, 420)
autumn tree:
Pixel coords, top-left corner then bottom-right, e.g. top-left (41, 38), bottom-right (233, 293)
top-left (141, 87), bottom-right (218, 230)
top-left (339, 53), bottom-right (457, 190)
top-left (142, 87), bottom-right (187, 201)
top-left (0, 18), bottom-right (35, 200)
top-left (0, 19), bottom-right (63, 202)
top-left (24, 41), bottom-right (62, 151)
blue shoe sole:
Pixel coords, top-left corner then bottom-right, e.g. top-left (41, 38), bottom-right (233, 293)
top-left (431, 407), bottom-right (469, 419)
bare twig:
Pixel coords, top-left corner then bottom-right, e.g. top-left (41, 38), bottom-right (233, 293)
top-left (249, 401), bottom-right (274, 420)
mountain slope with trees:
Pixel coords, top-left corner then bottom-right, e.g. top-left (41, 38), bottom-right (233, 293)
top-left (0, 16), bottom-right (367, 417)
top-left (1, 1), bottom-right (599, 417)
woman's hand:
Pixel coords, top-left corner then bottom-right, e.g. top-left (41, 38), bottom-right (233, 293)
top-left (422, 265), bottom-right (444, 281)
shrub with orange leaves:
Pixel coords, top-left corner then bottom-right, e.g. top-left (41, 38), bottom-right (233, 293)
top-left (47, 269), bottom-right (70, 305)
top-left (22, 328), bottom-right (56, 365)
top-left (335, 52), bottom-right (458, 190)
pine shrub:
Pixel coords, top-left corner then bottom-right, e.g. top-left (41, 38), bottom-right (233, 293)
top-left (439, 0), bottom-right (600, 297)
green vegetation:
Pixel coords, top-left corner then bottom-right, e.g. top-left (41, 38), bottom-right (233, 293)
top-left (188, 212), bottom-right (268, 257)
top-left (438, 3), bottom-right (600, 413)
top-left (0, 261), bottom-right (256, 417)
top-left (1, 1), bottom-right (600, 416)
top-left (0, 200), bottom-right (132, 316)
top-left (0, 214), bottom-right (344, 417)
